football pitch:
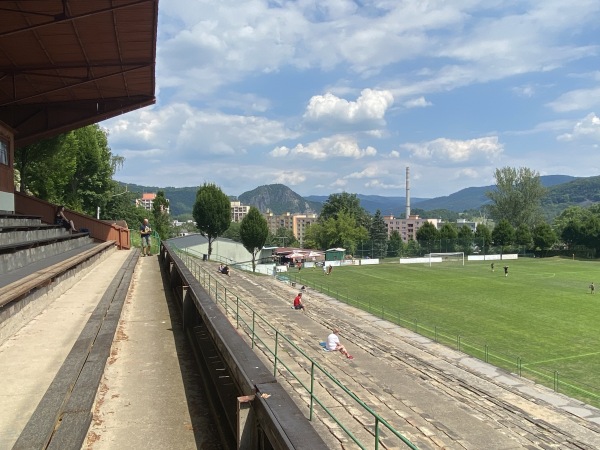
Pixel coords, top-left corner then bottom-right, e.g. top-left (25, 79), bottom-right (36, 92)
top-left (287, 257), bottom-right (600, 406)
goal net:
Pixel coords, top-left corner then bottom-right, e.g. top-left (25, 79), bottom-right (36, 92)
top-left (426, 252), bottom-right (464, 266)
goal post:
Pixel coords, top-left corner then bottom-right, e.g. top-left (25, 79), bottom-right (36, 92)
top-left (427, 252), bottom-right (465, 266)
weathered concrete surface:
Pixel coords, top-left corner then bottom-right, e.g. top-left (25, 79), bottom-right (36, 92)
top-left (200, 262), bottom-right (600, 450)
top-left (0, 250), bottom-right (130, 450)
top-left (84, 255), bottom-right (222, 450)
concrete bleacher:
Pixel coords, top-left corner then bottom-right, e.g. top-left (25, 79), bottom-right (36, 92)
top-left (0, 213), bottom-right (117, 345)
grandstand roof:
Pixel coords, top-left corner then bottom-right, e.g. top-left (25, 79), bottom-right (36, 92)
top-left (0, 0), bottom-right (158, 147)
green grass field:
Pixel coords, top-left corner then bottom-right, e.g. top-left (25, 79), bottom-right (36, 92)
top-left (286, 257), bottom-right (600, 406)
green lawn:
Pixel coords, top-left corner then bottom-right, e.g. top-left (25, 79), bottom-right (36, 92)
top-left (287, 257), bottom-right (600, 406)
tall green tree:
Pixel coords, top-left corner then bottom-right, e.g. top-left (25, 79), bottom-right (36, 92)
top-left (387, 230), bottom-right (404, 257)
top-left (474, 223), bottom-right (492, 253)
top-left (457, 225), bottom-right (473, 254)
top-left (266, 227), bottom-right (298, 248)
top-left (491, 219), bottom-right (515, 256)
top-left (193, 183), bottom-right (231, 258)
top-left (152, 190), bottom-right (171, 239)
top-left (240, 207), bottom-right (269, 272)
top-left (486, 167), bottom-right (546, 228)
top-left (439, 222), bottom-right (458, 252)
top-left (514, 223), bottom-right (533, 250)
top-left (369, 210), bottom-right (388, 258)
top-left (532, 223), bottom-right (556, 254)
top-left (222, 222), bottom-right (242, 242)
top-left (319, 192), bottom-right (369, 227)
top-left (15, 124), bottom-right (121, 216)
top-left (307, 210), bottom-right (368, 254)
top-left (416, 221), bottom-right (439, 253)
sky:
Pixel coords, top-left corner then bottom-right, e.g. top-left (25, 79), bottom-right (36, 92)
top-left (103, 0), bottom-right (600, 199)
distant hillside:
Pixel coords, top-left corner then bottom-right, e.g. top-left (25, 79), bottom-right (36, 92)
top-left (120, 174), bottom-right (600, 220)
top-left (239, 184), bottom-right (321, 214)
top-left (415, 175), bottom-right (577, 213)
top-left (305, 194), bottom-right (429, 216)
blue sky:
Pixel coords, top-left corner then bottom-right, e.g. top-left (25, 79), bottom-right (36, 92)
top-left (104, 0), bottom-right (600, 199)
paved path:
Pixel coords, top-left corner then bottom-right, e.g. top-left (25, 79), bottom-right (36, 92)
top-left (84, 255), bottom-right (222, 450)
top-left (199, 262), bottom-right (600, 450)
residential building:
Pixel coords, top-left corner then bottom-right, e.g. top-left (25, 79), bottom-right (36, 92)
top-left (383, 215), bottom-right (441, 242)
top-left (231, 201), bottom-right (250, 222)
top-left (136, 192), bottom-right (170, 214)
top-left (292, 213), bottom-right (319, 246)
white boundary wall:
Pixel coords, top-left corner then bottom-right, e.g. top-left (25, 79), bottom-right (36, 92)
top-left (467, 254), bottom-right (518, 261)
top-left (400, 254), bottom-right (518, 264)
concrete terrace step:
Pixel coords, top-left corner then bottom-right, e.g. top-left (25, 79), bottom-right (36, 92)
top-left (192, 260), bottom-right (600, 450)
top-left (0, 224), bottom-right (65, 245)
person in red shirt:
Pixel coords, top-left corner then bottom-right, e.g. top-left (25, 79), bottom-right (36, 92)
top-left (293, 292), bottom-right (305, 312)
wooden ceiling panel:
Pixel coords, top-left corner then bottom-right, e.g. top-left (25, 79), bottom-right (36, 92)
top-left (0, 0), bottom-right (158, 147)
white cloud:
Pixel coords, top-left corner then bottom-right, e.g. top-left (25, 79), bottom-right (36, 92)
top-left (403, 96), bottom-right (432, 108)
top-left (557, 113), bottom-right (600, 141)
top-left (303, 89), bottom-right (394, 130)
top-left (547, 88), bottom-right (600, 113)
top-left (270, 135), bottom-right (377, 160)
top-left (402, 136), bottom-right (504, 165)
top-left (344, 165), bottom-right (386, 179)
top-left (273, 171), bottom-right (307, 186)
top-left (105, 103), bottom-right (298, 157)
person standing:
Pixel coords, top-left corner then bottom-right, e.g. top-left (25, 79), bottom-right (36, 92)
top-left (503, 265), bottom-right (509, 277)
top-left (140, 218), bottom-right (152, 256)
top-left (326, 328), bottom-right (353, 359)
top-left (590, 282), bottom-right (595, 294)
top-left (491, 262), bottom-right (494, 272)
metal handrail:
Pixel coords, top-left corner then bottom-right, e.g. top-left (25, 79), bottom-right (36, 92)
top-left (175, 246), bottom-right (419, 450)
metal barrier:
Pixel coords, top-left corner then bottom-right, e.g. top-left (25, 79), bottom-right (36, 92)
top-left (175, 247), bottom-right (419, 450)
top-left (159, 241), bottom-right (328, 450)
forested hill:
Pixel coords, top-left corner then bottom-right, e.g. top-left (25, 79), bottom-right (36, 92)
top-left (120, 174), bottom-right (600, 218)
top-left (239, 184), bottom-right (322, 214)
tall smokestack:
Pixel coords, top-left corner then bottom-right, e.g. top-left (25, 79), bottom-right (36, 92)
top-left (405, 166), bottom-right (411, 218)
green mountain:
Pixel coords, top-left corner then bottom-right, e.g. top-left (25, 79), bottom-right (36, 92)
top-left (120, 174), bottom-right (600, 220)
top-left (238, 184), bottom-right (321, 214)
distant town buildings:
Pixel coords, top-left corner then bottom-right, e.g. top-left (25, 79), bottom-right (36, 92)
top-left (136, 192), bottom-right (170, 214)
top-left (383, 215), bottom-right (441, 242)
top-left (231, 201), bottom-right (250, 222)
top-left (264, 210), bottom-right (318, 246)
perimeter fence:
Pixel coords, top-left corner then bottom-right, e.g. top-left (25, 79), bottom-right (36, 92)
top-left (175, 247), bottom-right (419, 450)
top-left (285, 272), bottom-right (600, 410)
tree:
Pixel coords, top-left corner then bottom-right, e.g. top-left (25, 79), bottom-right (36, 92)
top-left (266, 227), bottom-right (298, 248)
top-left (474, 223), bottom-right (492, 253)
top-left (416, 221), bottom-right (439, 253)
top-left (532, 223), bottom-right (556, 255)
top-left (152, 190), bottom-right (171, 239)
top-left (222, 222), bottom-right (242, 242)
top-left (387, 230), bottom-right (404, 257)
top-left (240, 207), bottom-right (269, 272)
top-left (486, 167), bottom-right (546, 228)
top-left (369, 210), bottom-right (388, 258)
top-left (491, 219), bottom-right (515, 256)
top-left (514, 223), bottom-right (533, 251)
top-left (319, 192), bottom-right (369, 227)
top-left (439, 223), bottom-right (458, 252)
top-left (193, 183), bottom-right (231, 258)
top-left (457, 225), bottom-right (473, 254)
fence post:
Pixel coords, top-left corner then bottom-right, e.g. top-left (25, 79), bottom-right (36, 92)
top-left (236, 296), bottom-right (240, 329)
top-left (457, 335), bottom-right (461, 352)
top-left (381, 305), bottom-right (384, 320)
top-left (274, 332), bottom-right (279, 377)
top-left (375, 416), bottom-right (380, 450)
top-left (309, 362), bottom-right (315, 421)
top-left (554, 371), bottom-right (559, 392)
top-left (252, 311), bottom-right (256, 349)
top-left (224, 287), bottom-right (228, 316)
top-left (434, 326), bottom-right (437, 343)
top-left (485, 345), bottom-right (488, 363)
top-left (517, 357), bottom-right (522, 376)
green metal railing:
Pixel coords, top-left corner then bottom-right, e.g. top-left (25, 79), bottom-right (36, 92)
top-left (284, 273), bottom-right (600, 409)
top-left (175, 247), bottom-right (418, 450)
